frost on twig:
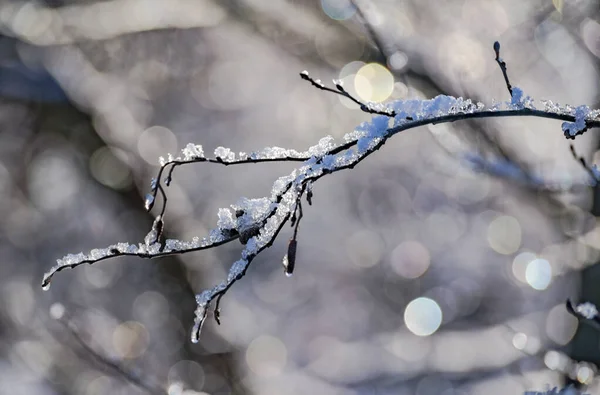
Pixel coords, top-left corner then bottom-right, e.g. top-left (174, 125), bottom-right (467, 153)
top-left (566, 300), bottom-right (600, 334)
top-left (42, 42), bottom-right (600, 342)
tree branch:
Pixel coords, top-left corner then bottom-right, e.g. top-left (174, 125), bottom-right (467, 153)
top-left (42, 42), bottom-right (600, 343)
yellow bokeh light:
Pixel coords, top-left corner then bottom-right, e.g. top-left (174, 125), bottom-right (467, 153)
top-left (354, 63), bottom-right (394, 103)
top-left (487, 215), bottom-right (521, 255)
top-left (112, 321), bottom-right (149, 359)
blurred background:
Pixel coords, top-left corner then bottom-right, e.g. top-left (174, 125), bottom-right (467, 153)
top-left (1, 0), bottom-right (600, 394)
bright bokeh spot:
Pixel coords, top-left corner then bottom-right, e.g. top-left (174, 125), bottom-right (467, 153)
top-left (246, 335), bottom-right (287, 377)
top-left (525, 258), bottom-right (552, 290)
top-left (577, 364), bottom-right (594, 384)
top-left (354, 63), bottom-right (394, 103)
top-left (404, 297), bottom-right (442, 336)
top-left (512, 251), bottom-right (536, 283)
top-left (112, 321), bottom-right (149, 359)
top-left (390, 241), bottom-right (430, 279)
top-left (321, 0), bottom-right (356, 20)
top-left (512, 332), bottom-right (527, 350)
top-left (168, 360), bottom-right (205, 390)
top-left (487, 215), bottom-right (521, 254)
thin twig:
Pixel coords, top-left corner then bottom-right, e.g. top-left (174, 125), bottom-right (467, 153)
top-left (494, 41), bottom-right (513, 97)
top-left (569, 144), bottom-right (598, 184)
top-left (55, 311), bottom-right (163, 395)
top-left (299, 71), bottom-right (399, 118)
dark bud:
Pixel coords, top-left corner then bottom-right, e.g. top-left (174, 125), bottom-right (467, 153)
top-left (239, 226), bottom-right (260, 245)
top-left (220, 228), bottom-right (239, 239)
top-left (214, 308), bottom-right (221, 325)
top-left (306, 189), bottom-right (313, 205)
top-left (283, 239), bottom-right (297, 276)
top-left (493, 41), bottom-right (500, 54)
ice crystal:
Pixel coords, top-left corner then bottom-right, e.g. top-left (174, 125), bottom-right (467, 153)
top-left (182, 143), bottom-right (204, 160)
top-left (562, 105), bottom-right (590, 137)
top-left (214, 146), bottom-right (235, 162)
top-left (144, 193), bottom-right (155, 211)
top-left (511, 87), bottom-right (524, 108)
top-left (217, 208), bottom-right (236, 230)
top-left (143, 215), bottom-right (162, 246)
top-left (576, 302), bottom-right (598, 319)
top-left (228, 259), bottom-right (247, 282)
top-left (307, 136), bottom-right (336, 157)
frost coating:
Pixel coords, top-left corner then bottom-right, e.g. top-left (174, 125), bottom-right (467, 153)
top-left (44, 84), bottom-right (600, 343)
top-left (214, 146), bottom-right (235, 162)
top-left (561, 105), bottom-right (590, 137)
top-left (576, 302), bottom-right (598, 320)
top-left (144, 193), bottom-right (155, 211)
top-left (182, 143), bottom-right (204, 160)
top-left (217, 208), bottom-right (236, 230)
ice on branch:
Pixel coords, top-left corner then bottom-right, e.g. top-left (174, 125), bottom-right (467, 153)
top-left (576, 302), bottom-right (599, 320)
top-left (217, 208), bottom-right (236, 230)
top-left (562, 105), bottom-right (590, 138)
top-left (144, 193), bottom-right (154, 211)
top-left (182, 143), bottom-right (204, 160)
top-left (214, 146), bottom-right (235, 162)
top-left (43, 55), bottom-right (600, 345)
top-left (509, 87), bottom-right (534, 109)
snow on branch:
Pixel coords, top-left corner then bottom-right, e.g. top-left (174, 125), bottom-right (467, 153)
top-left (42, 42), bottom-right (600, 343)
top-left (566, 300), bottom-right (600, 332)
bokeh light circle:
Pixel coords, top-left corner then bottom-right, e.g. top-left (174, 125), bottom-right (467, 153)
top-left (525, 258), bottom-right (552, 290)
top-left (487, 215), bottom-right (521, 254)
top-left (321, 0), bottom-right (356, 20)
top-left (390, 241), bottom-right (430, 279)
top-left (404, 297), bottom-right (443, 336)
top-left (246, 335), bottom-right (287, 377)
top-left (112, 321), bottom-right (149, 359)
top-left (354, 63), bottom-right (394, 102)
